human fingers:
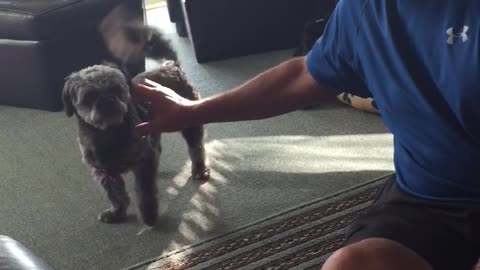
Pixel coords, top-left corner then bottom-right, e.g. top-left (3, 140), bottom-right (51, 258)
top-left (132, 82), bottom-right (163, 102)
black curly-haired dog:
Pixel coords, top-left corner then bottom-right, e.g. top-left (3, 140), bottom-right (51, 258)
top-left (62, 7), bottom-right (210, 226)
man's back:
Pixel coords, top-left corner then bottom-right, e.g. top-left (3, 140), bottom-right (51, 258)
top-left (307, 0), bottom-right (480, 202)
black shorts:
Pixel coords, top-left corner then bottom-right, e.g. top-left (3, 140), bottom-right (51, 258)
top-left (345, 175), bottom-right (480, 270)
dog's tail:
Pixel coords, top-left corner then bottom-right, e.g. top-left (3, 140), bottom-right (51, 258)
top-left (100, 2), bottom-right (178, 64)
top-left (129, 24), bottom-right (178, 62)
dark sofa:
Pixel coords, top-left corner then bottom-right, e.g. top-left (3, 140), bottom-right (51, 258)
top-left (0, 0), bottom-right (145, 111)
top-left (166, 0), bottom-right (337, 63)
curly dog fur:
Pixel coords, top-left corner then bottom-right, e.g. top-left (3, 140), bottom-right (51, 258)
top-left (63, 16), bottom-right (210, 226)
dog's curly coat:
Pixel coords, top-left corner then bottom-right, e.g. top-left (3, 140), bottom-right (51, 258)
top-left (62, 21), bottom-right (210, 226)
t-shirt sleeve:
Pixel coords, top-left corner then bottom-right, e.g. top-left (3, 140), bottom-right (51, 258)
top-left (306, 0), bottom-right (371, 98)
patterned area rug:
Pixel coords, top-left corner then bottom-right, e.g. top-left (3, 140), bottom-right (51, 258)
top-left (128, 174), bottom-right (390, 270)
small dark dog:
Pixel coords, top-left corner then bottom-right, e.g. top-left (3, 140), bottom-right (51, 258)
top-left (63, 16), bottom-right (210, 226)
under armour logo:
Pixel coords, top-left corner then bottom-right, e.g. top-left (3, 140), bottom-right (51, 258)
top-left (447, 26), bottom-right (469, 45)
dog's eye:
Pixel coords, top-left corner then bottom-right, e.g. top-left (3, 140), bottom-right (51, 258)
top-left (110, 87), bottom-right (126, 97)
top-left (82, 92), bottom-right (97, 105)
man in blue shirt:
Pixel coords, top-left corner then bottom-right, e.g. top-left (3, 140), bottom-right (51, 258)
top-left (131, 1), bottom-right (480, 269)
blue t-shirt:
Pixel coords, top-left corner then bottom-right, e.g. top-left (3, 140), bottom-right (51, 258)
top-left (307, 0), bottom-right (480, 203)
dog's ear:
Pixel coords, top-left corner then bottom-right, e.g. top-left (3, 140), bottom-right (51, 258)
top-left (62, 75), bottom-right (76, 117)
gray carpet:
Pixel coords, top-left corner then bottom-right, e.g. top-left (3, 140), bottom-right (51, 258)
top-left (0, 8), bottom-right (393, 270)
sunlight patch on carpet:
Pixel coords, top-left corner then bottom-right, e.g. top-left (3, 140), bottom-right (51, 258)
top-left (205, 134), bottom-right (394, 174)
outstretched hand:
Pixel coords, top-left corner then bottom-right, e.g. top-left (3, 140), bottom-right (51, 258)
top-left (132, 79), bottom-right (198, 137)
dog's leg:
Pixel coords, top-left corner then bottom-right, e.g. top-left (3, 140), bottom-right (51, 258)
top-left (94, 171), bottom-right (130, 223)
top-left (133, 149), bottom-right (160, 226)
top-left (182, 126), bottom-right (210, 181)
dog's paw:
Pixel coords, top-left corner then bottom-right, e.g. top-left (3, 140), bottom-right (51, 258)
top-left (193, 167), bottom-right (211, 181)
top-left (139, 200), bottom-right (158, 227)
top-left (139, 208), bottom-right (157, 227)
top-left (140, 208), bottom-right (158, 227)
top-left (142, 214), bottom-right (158, 227)
top-left (98, 209), bottom-right (127, 224)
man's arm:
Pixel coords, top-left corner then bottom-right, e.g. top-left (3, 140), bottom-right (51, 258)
top-left (191, 57), bottom-right (336, 124)
top-left (133, 57), bottom-right (337, 135)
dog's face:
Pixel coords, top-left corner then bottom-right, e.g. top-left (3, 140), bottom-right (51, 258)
top-left (63, 65), bottom-right (131, 130)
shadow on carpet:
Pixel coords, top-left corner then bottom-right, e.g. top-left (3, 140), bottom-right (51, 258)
top-left (126, 173), bottom-right (391, 270)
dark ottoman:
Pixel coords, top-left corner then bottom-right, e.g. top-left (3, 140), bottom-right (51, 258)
top-left (0, 0), bottom-right (145, 111)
